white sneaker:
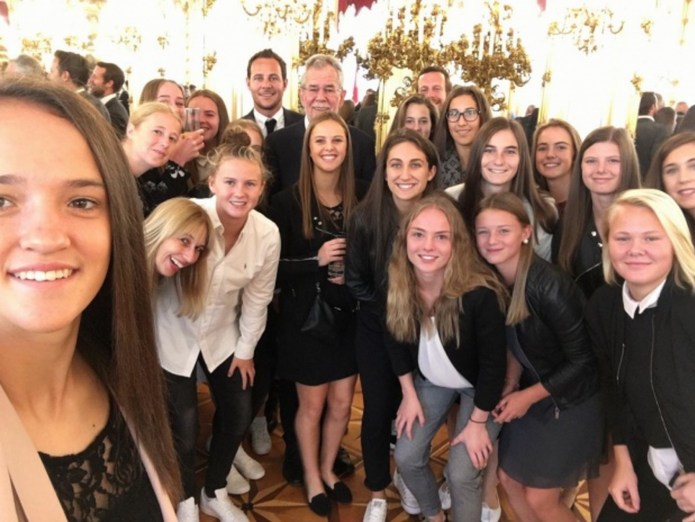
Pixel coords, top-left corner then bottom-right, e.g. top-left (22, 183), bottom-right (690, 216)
top-left (233, 445), bottom-right (265, 480)
top-left (439, 481), bottom-right (451, 511)
top-left (250, 416), bottom-right (272, 455)
top-left (200, 488), bottom-right (249, 522)
top-left (176, 496), bottom-right (199, 522)
top-left (363, 498), bottom-right (388, 522)
top-left (393, 468), bottom-right (421, 515)
top-left (481, 502), bottom-right (502, 522)
top-left (225, 465), bottom-right (250, 495)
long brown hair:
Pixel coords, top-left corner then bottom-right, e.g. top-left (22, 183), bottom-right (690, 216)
top-left (352, 129), bottom-right (440, 271)
top-left (531, 118), bottom-right (582, 191)
top-left (298, 112), bottom-right (356, 238)
top-left (387, 193), bottom-right (506, 343)
top-left (138, 78), bottom-right (185, 105)
top-left (390, 94), bottom-right (438, 141)
top-left (459, 117), bottom-right (557, 242)
top-left (433, 85), bottom-right (492, 160)
top-left (557, 126), bottom-right (641, 275)
top-left (0, 77), bottom-right (181, 500)
top-left (144, 198), bottom-right (212, 319)
top-left (476, 192), bottom-right (534, 324)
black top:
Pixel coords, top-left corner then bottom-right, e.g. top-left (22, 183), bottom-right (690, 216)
top-left (551, 216), bottom-right (604, 299)
top-left (514, 257), bottom-right (599, 410)
top-left (40, 405), bottom-right (162, 522)
top-left (385, 286), bottom-right (507, 412)
top-left (586, 281), bottom-right (695, 472)
top-left (137, 161), bottom-right (191, 217)
top-left (265, 121), bottom-right (376, 195)
top-left (623, 307), bottom-right (671, 448)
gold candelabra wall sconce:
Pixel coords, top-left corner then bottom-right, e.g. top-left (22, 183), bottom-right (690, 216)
top-left (203, 52), bottom-right (217, 78)
top-left (548, 6), bottom-right (624, 55)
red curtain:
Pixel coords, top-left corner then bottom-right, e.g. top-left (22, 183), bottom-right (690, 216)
top-left (338, 0), bottom-right (377, 15)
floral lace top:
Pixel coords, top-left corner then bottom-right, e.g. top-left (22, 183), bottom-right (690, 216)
top-left (438, 143), bottom-right (466, 189)
top-left (39, 405), bottom-right (163, 522)
top-left (137, 160), bottom-right (191, 217)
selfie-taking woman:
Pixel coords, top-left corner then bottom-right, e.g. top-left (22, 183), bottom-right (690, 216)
top-left (587, 189), bottom-right (695, 522)
top-left (386, 194), bottom-right (508, 522)
top-left (154, 134), bottom-right (280, 522)
top-left (0, 78), bottom-right (180, 521)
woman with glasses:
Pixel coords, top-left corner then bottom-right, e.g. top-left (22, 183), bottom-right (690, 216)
top-left (433, 85), bottom-right (492, 188)
top-left (270, 112), bottom-right (368, 516)
top-left (390, 94), bottom-right (438, 141)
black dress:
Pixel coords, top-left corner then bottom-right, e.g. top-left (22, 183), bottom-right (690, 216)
top-left (270, 186), bottom-right (362, 386)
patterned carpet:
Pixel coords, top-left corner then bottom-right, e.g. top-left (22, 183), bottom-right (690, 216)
top-left (195, 382), bottom-right (591, 522)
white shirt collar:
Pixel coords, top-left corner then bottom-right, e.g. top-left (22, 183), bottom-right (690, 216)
top-left (622, 279), bottom-right (666, 319)
top-left (638, 115), bottom-right (655, 121)
top-left (100, 92), bottom-right (117, 104)
top-left (254, 108), bottom-right (284, 136)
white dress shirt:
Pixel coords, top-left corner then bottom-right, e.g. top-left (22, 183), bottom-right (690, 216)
top-left (155, 197), bottom-right (280, 376)
top-left (253, 108), bottom-right (285, 137)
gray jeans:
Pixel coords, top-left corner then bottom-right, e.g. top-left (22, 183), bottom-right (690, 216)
top-left (394, 375), bottom-right (501, 521)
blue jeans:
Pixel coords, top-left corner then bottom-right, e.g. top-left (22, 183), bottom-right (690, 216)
top-left (394, 375), bottom-right (501, 522)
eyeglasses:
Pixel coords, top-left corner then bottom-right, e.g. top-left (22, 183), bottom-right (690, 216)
top-left (446, 108), bottom-right (480, 123)
top-left (302, 85), bottom-right (340, 96)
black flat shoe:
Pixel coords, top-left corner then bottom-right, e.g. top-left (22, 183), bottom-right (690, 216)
top-left (308, 492), bottom-right (330, 516)
top-left (333, 446), bottom-right (355, 477)
top-left (324, 480), bottom-right (352, 503)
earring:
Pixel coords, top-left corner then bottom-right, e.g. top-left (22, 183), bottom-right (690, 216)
top-left (523, 238), bottom-right (529, 244)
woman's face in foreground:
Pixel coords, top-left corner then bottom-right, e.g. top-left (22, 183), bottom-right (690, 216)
top-left (155, 226), bottom-right (208, 277)
top-left (0, 101), bottom-right (111, 337)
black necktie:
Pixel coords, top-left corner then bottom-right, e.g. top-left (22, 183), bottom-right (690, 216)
top-left (265, 118), bottom-right (277, 135)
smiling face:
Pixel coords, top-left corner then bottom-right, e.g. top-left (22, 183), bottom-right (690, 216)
top-left (0, 101), bottom-right (111, 338)
top-left (447, 94), bottom-right (481, 149)
top-left (386, 141), bottom-right (436, 213)
top-left (407, 207), bottom-right (452, 278)
top-left (309, 119), bottom-right (347, 175)
top-left (155, 225), bottom-right (207, 277)
top-left (661, 142), bottom-right (695, 219)
top-left (581, 141), bottom-right (622, 197)
top-left (187, 96), bottom-right (220, 144)
top-left (299, 65), bottom-right (345, 121)
top-left (475, 208), bottom-right (532, 283)
top-left (417, 71), bottom-right (446, 111)
top-left (209, 157), bottom-right (265, 224)
top-left (247, 57), bottom-right (287, 116)
top-left (156, 81), bottom-right (186, 119)
top-left (608, 205), bottom-right (673, 301)
top-left (481, 129), bottom-right (520, 195)
top-left (87, 65), bottom-right (110, 97)
top-left (403, 103), bottom-right (432, 139)
top-left (535, 126), bottom-right (574, 181)
top-left (126, 111), bottom-right (181, 174)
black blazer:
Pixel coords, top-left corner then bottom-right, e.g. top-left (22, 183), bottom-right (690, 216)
top-left (265, 121), bottom-right (376, 195)
top-left (635, 117), bottom-right (669, 177)
top-left (105, 97), bottom-right (129, 138)
top-left (586, 281), bottom-right (695, 472)
top-left (385, 286), bottom-right (507, 412)
top-left (242, 107), bottom-right (303, 130)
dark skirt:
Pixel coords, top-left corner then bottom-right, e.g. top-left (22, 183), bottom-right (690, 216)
top-left (498, 392), bottom-right (603, 489)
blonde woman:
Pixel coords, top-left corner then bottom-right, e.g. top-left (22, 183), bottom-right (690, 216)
top-left (586, 189), bottom-right (695, 521)
top-left (386, 193), bottom-right (507, 522)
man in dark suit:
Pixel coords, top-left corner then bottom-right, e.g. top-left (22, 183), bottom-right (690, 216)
top-left (88, 61), bottom-right (129, 138)
top-left (48, 50), bottom-right (111, 124)
top-left (635, 91), bottom-right (670, 178)
top-left (242, 49), bottom-right (302, 137)
top-left (265, 54), bottom-right (376, 196)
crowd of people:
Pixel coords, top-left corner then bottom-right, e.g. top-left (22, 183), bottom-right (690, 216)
top-left (1, 46), bottom-right (695, 522)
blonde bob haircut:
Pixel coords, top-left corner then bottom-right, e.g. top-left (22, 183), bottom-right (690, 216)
top-left (387, 192), bottom-right (507, 345)
top-left (127, 101), bottom-right (182, 133)
top-left (144, 198), bottom-right (213, 319)
top-left (602, 188), bottom-right (695, 291)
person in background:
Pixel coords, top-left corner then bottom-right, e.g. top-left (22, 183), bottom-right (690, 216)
top-left (185, 89), bottom-right (230, 186)
top-left (389, 94), bottom-right (438, 141)
top-left (586, 189), bottom-right (695, 521)
top-left (655, 106), bottom-right (677, 135)
top-left (635, 91), bottom-right (670, 179)
top-left (4, 53), bottom-right (45, 77)
top-left (242, 48), bottom-right (302, 137)
top-left (416, 65), bottom-right (451, 114)
top-left (532, 119), bottom-right (581, 218)
top-left (646, 131), bottom-right (695, 239)
top-left (433, 85), bottom-right (492, 188)
top-left (88, 61), bottom-right (129, 138)
top-left (355, 90), bottom-right (378, 142)
top-left (678, 105), bottom-right (695, 134)
top-left (0, 76), bottom-right (180, 521)
top-left (387, 194), bottom-right (508, 522)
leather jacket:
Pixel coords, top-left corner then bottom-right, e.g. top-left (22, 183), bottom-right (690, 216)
top-left (514, 257), bottom-right (599, 411)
